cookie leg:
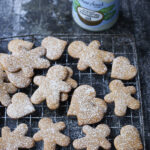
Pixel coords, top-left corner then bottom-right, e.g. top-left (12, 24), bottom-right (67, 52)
top-left (19, 137), bottom-right (34, 149)
top-left (73, 138), bottom-right (87, 149)
top-left (90, 60), bottom-right (107, 75)
top-left (22, 67), bottom-right (34, 78)
top-left (4, 83), bottom-right (17, 93)
top-left (44, 141), bottom-right (56, 150)
top-left (115, 100), bottom-right (127, 116)
top-left (128, 97), bottom-right (140, 110)
top-left (46, 94), bottom-right (60, 110)
top-left (61, 93), bottom-right (68, 102)
top-left (99, 138), bottom-right (111, 150)
top-left (77, 59), bottom-right (88, 71)
top-left (55, 133), bottom-right (70, 147)
top-left (0, 92), bottom-right (11, 106)
top-left (31, 89), bottom-right (45, 104)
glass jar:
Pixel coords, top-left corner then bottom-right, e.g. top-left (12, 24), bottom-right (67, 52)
top-left (72, 0), bottom-right (119, 31)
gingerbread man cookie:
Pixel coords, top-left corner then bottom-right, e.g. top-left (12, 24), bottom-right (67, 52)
top-left (114, 125), bottom-right (143, 150)
top-left (0, 65), bottom-right (17, 106)
top-left (0, 46), bottom-right (50, 78)
top-left (104, 80), bottom-right (140, 116)
top-left (61, 66), bottom-right (78, 101)
top-left (68, 40), bottom-right (114, 75)
top-left (42, 36), bottom-right (67, 60)
top-left (67, 85), bottom-right (107, 125)
top-left (33, 118), bottom-right (70, 150)
top-left (7, 93), bottom-right (35, 119)
top-left (31, 65), bottom-right (71, 110)
top-left (111, 56), bottom-right (137, 80)
top-left (0, 124), bottom-right (34, 150)
top-left (8, 39), bottom-right (33, 53)
top-left (73, 124), bottom-right (111, 150)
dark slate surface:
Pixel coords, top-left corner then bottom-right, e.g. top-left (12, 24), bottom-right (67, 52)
top-left (0, 0), bottom-right (150, 149)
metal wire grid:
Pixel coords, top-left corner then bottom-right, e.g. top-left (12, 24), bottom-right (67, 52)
top-left (0, 34), bottom-right (145, 150)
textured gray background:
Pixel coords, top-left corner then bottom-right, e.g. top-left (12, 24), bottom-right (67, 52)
top-left (0, 0), bottom-right (150, 149)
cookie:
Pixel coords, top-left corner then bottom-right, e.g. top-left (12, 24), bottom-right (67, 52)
top-left (42, 36), bottom-right (67, 60)
top-left (0, 46), bottom-right (50, 78)
top-left (31, 65), bottom-right (71, 110)
top-left (8, 39), bottom-right (34, 53)
top-left (0, 123), bottom-right (34, 150)
top-left (33, 117), bottom-right (70, 150)
top-left (73, 124), bottom-right (111, 150)
top-left (6, 70), bottom-right (31, 88)
top-left (67, 85), bottom-right (107, 125)
top-left (7, 93), bottom-right (35, 119)
top-left (111, 56), bottom-right (137, 80)
top-left (61, 66), bottom-right (78, 101)
top-left (0, 65), bottom-right (17, 106)
top-left (0, 53), bottom-right (31, 88)
top-left (104, 80), bottom-right (140, 116)
top-left (68, 40), bottom-right (114, 75)
top-left (114, 125), bottom-right (143, 150)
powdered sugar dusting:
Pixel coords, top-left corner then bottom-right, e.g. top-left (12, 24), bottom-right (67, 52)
top-left (111, 56), bottom-right (137, 80)
top-left (68, 85), bottom-right (107, 125)
top-left (114, 125), bottom-right (143, 150)
top-left (7, 92), bottom-right (35, 119)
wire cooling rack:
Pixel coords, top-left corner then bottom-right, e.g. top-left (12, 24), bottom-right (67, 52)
top-left (0, 34), bottom-right (145, 150)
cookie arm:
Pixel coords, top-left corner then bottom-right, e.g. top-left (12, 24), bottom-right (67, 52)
top-left (59, 81), bottom-right (71, 93)
top-left (126, 86), bottom-right (136, 94)
top-left (13, 124), bottom-right (28, 135)
top-left (99, 50), bottom-right (114, 63)
top-left (33, 131), bottom-right (43, 141)
top-left (104, 93), bottom-right (115, 103)
top-left (31, 47), bottom-right (46, 56)
top-left (127, 97), bottom-right (140, 110)
top-left (66, 78), bottom-right (78, 89)
top-left (34, 58), bottom-right (50, 69)
top-left (82, 125), bottom-right (93, 134)
top-left (55, 122), bottom-right (66, 130)
top-left (33, 76), bottom-right (45, 86)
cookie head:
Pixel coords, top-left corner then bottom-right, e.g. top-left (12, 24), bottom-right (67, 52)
top-left (111, 56), bottom-right (137, 80)
top-left (114, 125), bottom-right (143, 150)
